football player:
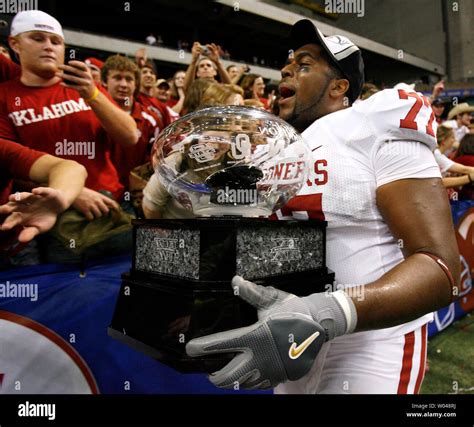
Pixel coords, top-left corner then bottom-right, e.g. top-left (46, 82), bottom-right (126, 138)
top-left (186, 19), bottom-right (460, 394)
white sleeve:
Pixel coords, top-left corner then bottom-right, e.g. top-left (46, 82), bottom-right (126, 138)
top-left (433, 149), bottom-right (455, 174)
top-left (373, 140), bottom-right (441, 188)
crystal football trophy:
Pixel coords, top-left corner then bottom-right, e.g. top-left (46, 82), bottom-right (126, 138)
top-left (108, 106), bottom-right (334, 372)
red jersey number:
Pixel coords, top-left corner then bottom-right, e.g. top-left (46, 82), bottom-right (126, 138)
top-left (398, 89), bottom-right (435, 137)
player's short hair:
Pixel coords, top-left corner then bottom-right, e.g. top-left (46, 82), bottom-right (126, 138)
top-left (101, 54), bottom-right (140, 85)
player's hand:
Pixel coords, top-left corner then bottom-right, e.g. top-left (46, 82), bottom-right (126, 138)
top-left (56, 60), bottom-right (96, 100)
top-left (191, 42), bottom-right (202, 60)
top-left (186, 276), bottom-right (326, 390)
top-left (72, 188), bottom-right (120, 221)
top-left (0, 187), bottom-right (69, 243)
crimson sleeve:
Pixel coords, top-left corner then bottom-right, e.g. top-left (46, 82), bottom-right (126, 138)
top-left (0, 55), bottom-right (21, 83)
top-left (0, 139), bottom-right (45, 180)
top-left (0, 86), bottom-right (19, 142)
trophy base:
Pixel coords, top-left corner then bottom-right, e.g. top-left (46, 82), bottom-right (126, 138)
top-left (108, 269), bottom-right (335, 373)
top-left (109, 217), bottom-right (334, 373)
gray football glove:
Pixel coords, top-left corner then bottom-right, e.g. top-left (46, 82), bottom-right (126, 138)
top-left (186, 276), bottom-right (357, 390)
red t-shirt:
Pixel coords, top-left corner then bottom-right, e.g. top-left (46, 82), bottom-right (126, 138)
top-left (109, 101), bottom-right (161, 189)
top-left (0, 139), bottom-right (45, 253)
top-left (0, 79), bottom-right (124, 200)
top-left (454, 155), bottom-right (474, 200)
top-left (137, 93), bottom-right (171, 128)
top-left (259, 97), bottom-right (270, 110)
top-left (455, 155), bottom-right (474, 167)
top-left (0, 55), bottom-right (21, 83)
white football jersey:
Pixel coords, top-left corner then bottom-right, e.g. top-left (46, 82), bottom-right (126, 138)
top-left (275, 88), bottom-right (442, 341)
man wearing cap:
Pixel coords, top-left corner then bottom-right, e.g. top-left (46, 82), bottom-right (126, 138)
top-left (431, 97), bottom-right (446, 124)
top-left (155, 78), bottom-right (180, 122)
top-left (155, 78), bottom-right (171, 104)
top-left (0, 10), bottom-right (138, 222)
top-left (186, 19), bottom-right (460, 394)
top-left (445, 102), bottom-right (474, 144)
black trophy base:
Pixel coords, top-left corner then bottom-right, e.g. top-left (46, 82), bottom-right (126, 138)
top-left (109, 217), bottom-right (334, 373)
top-left (109, 270), bottom-right (335, 373)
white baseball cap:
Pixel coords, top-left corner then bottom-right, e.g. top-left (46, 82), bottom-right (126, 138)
top-left (10, 10), bottom-right (64, 39)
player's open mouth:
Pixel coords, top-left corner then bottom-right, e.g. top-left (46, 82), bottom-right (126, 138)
top-left (278, 85), bottom-right (296, 105)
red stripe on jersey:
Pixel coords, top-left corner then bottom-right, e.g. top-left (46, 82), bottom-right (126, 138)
top-left (279, 194), bottom-right (325, 220)
top-left (397, 331), bottom-right (415, 394)
top-left (414, 324), bottom-right (428, 394)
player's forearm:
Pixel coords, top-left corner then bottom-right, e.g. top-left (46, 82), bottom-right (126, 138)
top-left (88, 92), bottom-right (138, 146)
top-left (353, 252), bottom-right (459, 332)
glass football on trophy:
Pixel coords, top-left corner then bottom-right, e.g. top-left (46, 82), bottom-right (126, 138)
top-left (109, 106), bottom-right (334, 372)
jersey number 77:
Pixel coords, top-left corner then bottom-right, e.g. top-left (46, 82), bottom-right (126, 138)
top-left (398, 89), bottom-right (435, 137)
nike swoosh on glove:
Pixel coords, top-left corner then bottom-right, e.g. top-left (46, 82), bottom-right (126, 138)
top-left (185, 276), bottom-right (327, 390)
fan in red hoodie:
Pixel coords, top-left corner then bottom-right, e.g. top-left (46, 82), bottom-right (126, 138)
top-left (0, 10), bottom-right (139, 220)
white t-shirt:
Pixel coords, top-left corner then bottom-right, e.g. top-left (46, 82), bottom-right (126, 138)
top-left (275, 88), bottom-right (441, 341)
top-left (433, 148), bottom-right (454, 176)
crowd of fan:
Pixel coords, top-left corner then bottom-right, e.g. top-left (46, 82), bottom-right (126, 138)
top-left (0, 10), bottom-right (473, 270)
